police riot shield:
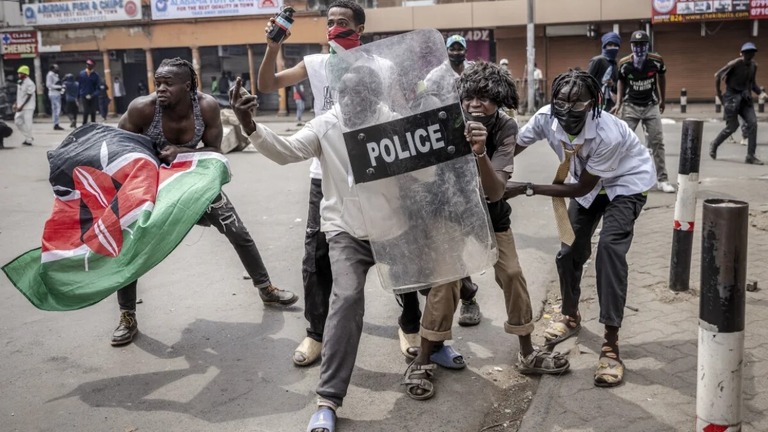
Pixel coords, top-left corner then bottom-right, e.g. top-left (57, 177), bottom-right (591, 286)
top-left (328, 29), bottom-right (497, 294)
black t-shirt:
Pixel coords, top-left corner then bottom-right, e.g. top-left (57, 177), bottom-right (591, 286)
top-left (587, 55), bottom-right (618, 92)
top-left (485, 112), bottom-right (517, 233)
top-left (716, 58), bottom-right (759, 94)
top-left (617, 53), bottom-right (666, 106)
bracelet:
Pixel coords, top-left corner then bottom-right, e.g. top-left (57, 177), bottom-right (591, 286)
top-left (473, 147), bottom-right (487, 158)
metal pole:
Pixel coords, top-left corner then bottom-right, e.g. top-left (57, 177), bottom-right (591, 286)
top-left (526, 0), bottom-right (535, 115)
top-left (669, 119), bottom-right (703, 292)
top-left (715, 95), bottom-right (722, 114)
top-left (696, 199), bottom-right (748, 432)
top-left (759, 86), bottom-right (765, 113)
top-left (680, 88), bottom-right (687, 113)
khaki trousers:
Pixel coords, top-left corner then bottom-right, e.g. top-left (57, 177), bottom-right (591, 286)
top-left (494, 229), bottom-right (535, 336)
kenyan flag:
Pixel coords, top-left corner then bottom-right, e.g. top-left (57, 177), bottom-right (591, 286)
top-left (2, 124), bottom-right (231, 311)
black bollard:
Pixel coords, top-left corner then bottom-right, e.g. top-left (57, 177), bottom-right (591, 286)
top-left (669, 119), bottom-right (703, 292)
top-left (715, 94), bottom-right (721, 114)
top-left (696, 199), bottom-right (748, 432)
top-left (759, 86), bottom-right (765, 113)
top-left (680, 88), bottom-right (687, 114)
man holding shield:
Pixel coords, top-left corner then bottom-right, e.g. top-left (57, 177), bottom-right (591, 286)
top-left (233, 57), bottom-right (472, 430)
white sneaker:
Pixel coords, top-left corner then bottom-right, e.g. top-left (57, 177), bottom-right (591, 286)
top-left (657, 181), bottom-right (676, 193)
top-left (740, 137), bottom-right (748, 146)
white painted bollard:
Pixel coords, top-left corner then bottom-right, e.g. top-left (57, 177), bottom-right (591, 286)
top-left (696, 199), bottom-right (748, 432)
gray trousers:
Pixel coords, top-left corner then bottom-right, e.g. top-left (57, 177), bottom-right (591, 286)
top-left (622, 103), bottom-right (668, 182)
top-left (316, 231), bottom-right (459, 407)
top-left (555, 193), bottom-right (646, 328)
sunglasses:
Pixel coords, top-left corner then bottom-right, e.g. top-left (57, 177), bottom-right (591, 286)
top-left (552, 100), bottom-right (592, 112)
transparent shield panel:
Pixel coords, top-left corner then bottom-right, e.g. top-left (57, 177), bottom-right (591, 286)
top-left (331, 29), bottom-right (497, 293)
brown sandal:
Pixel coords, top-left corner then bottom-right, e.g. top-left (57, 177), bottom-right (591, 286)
top-left (402, 361), bottom-right (436, 400)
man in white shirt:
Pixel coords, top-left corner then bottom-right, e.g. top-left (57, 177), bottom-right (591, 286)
top-left (257, 0), bottom-right (432, 367)
top-left (233, 66), bottom-right (464, 432)
top-left (112, 75), bottom-right (125, 114)
top-left (46, 64), bottom-right (64, 130)
top-left (13, 65), bottom-right (36, 146)
top-left (507, 69), bottom-right (656, 388)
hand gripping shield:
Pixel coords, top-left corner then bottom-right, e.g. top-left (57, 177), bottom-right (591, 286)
top-left (327, 29), bottom-right (497, 294)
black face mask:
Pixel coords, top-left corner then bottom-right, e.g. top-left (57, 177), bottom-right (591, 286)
top-left (449, 53), bottom-right (466, 65)
top-left (553, 107), bottom-right (589, 136)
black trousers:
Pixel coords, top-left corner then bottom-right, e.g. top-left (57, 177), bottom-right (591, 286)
top-left (711, 91), bottom-right (758, 158)
top-left (118, 192), bottom-right (271, 311)
top-left (81, 96), bottom-right (97, 125)
top-left (555, 193), bottom-right (646, 328)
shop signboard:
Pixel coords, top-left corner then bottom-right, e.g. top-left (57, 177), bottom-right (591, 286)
top-left (652, 0), bottom-right (768, 23)
top-left (151, 0), bottom-right (281, 21)
top-left (1, 32), bottom-right (38, 60)
top-left (22, 0), bottom-right (143, 26)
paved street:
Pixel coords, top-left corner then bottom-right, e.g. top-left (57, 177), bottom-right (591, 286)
top-left (0, 108), bottom-right (767, 431)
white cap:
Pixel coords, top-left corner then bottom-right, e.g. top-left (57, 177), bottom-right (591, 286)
top-left (499, 58), bottom-right (509, 65)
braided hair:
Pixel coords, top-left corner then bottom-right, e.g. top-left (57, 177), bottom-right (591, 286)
top-left (457, 60), bottom-right (518, 110)
top-left (157, 57), bottom-right (198, 95)
top-left (550, 69), bottom-right (602, 120)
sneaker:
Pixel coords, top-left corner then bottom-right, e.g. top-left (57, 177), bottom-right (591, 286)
top-left (741, 137), bottom-right (748, 146)
top-left (53, 125), bottom-right (64, 130)
top-left (746, 155), bottom-right (764, 165)
top-left (70, 122), bottom-right (77, 128)
top-left (111, 311), bottom-right (138, 346)
top-left (21, 141), bottom-right (32, 146)
top-left (458, 298), bottom-right (481, 326)
top-left (657, 181), bottom-right (676, 193)
top-left (259, 284), bottom-right (299, 306)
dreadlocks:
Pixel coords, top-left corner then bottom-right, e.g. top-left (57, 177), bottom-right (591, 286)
top-left (550, 69), bottom-right (602, 120)
top-left (457, 60), bottom-right (519, 110)
top-left (157, 57), bottom-right (198, 95)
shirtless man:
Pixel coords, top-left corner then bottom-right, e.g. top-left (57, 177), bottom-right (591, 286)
top-left (109, 57), bottom-right (298, 347)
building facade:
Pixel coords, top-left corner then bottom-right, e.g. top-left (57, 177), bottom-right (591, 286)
top-left (4, 0), bottom-right (767, 115)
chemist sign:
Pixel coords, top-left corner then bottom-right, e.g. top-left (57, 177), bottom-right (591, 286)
top-left (1, 32), bottom-right (38, 60)
top-left (23, 0), bottom-right (143, 26)
top-left (151, 0), bottom-right (282, 21)
top-left (344, 104), bottom-right (469, 184)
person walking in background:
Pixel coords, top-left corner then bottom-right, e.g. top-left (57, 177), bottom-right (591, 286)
top-left (533, 63), bottom-right (544, 109)
top-left (499, 58), bottom-right (511, 75)
top-left (113, 76), bottom-right (125, 114)
top-left (46, 64), bottom-right (64, 130)
top-left (98, 79), bottom-right (110, 121)
top-left (293, 81), bottom-right (306, 126)
top-left (62, 73), bottom-right (79, 128)
top-left (78, 59), bottom-right (100, 125)
top-left (13, 65), bottom-right (36, 146)
top-left (211, 76), bottom-right (219, 95)
top-left (218, 71), bottom-right (230, 96)
top-left (137, 81), bottom-right (147, 96)
top-left (709, 42), bottom-right (767, 165)
top-left (614, 30), bottom-right (676, 193)
top-left (588, 32), bottom-right (621, 112)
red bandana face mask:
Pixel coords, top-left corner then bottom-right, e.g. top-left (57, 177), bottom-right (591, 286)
top-left (327, 26), bottom-right (361, 51)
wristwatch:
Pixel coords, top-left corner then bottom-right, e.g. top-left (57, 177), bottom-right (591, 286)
top-left (525, 183), bottom-right (535, 197)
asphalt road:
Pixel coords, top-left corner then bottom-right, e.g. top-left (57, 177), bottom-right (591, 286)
top-left (0, 118), bottom-right (765, 432)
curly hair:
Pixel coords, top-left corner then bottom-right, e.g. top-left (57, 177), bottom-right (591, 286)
top-left (550, 69), bottom-right (602, 120)
top-left (157, 57), bottom-right (198, 95)
top-left (456, 60), bottom-right (518, 110)
top-left (328, 0), bottom-right (366, 25)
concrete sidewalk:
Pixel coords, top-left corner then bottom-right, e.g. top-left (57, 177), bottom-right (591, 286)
top-left (518, 175), bottom-right (768, 431)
